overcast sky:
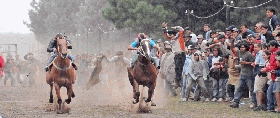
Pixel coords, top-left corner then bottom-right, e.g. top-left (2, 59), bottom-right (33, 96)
top-left (0, 0), bottom-right (32, 33)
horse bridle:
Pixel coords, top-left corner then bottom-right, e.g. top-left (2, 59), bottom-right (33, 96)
top-left (137, 39), bottom-right (151, 58)
top-left (137, 39), bottom-right (152, 66)
top-left (54, 39), bottom-right (72, 71)
top-left (56, 40), bottom-right (68, 59)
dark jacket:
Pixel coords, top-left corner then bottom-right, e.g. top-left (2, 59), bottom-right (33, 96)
top-left (263, 31), bottom-right (275, 44)
top-left (47, 37), bottom-right (72, 52)
top-left (220, 64), bottom-right (229, 79)
top-left (268, 15), bottom-right (280, 32)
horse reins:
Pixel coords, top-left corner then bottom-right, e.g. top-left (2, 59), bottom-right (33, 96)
top-left (54, 39), bottom-right (72, 71)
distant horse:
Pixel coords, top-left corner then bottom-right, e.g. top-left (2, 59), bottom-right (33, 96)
top-left (127, 39), bottom-right (158, 105)
top-left (46, 38), bottom-right (76, 114)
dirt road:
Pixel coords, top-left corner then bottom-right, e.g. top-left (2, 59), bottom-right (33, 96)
top-left (1, 73), bottom-right (279, 118)
top-left (0, 72), bottom-right (169, 118)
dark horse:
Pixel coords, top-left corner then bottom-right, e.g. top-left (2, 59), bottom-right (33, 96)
top-left (127, 39), bottom-right (158, 105)
top-left (46, 38), bottom-right (76, 114)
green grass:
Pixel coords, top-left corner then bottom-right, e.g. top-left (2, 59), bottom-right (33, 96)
top-left (87, 96), bottom-right (280, 118)
top-left (161, 97), bottom-right (280, 118)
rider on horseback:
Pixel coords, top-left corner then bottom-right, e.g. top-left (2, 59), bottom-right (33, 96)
top-left (127, 33), bottom-right (160, 69)
top-left (44, 33), bottom-right (78, 72)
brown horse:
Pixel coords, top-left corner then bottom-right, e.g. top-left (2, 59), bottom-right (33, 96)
top-left (46, 38), bottom-right (76, 114)
top-left (127, 39), bottom-right (158, 105)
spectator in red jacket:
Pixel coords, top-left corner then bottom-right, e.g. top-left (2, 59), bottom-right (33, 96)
top-left (261, 40), bottom-right (279, 111)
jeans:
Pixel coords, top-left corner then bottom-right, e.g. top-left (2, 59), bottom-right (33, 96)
top-left (226, 83), bottom-right (235, 99)
top-left (130, 54), bottom-right (139, 67)
top-left (267, 81), bottom-right (276, 110)
top-left (186, 77), bottom-right (209, 99)
top-left (213, 78), bottom-right (227, 99)
top-left (195, 78), bottom-right (213, 99)
top-left (68, 53), bottom-right (75, 62)
top-left (46, 52), bottom-right (58, 66)
top-left (233, 75), bottom-right (257, 104)
top-left (181, 75), bottom-right (189, 98)
top-left (151, 57), bottom-right (160, 68)
top-left (174, 52), bottom-right (186, 81)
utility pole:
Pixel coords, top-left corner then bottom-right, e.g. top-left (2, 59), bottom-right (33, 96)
top-left (224, 0), bottom-right (234, 27)
top-left (185, 9), bottom-right (193, 27)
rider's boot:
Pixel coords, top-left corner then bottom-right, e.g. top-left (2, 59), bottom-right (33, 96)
top-left (130, 62), bottom-right (134, 69)
top-left (44, 66), bottom-right (49, 72)
top-left (157, 66), bottom-right (160, 69)
top-left (45, 55), bottom-right (56, 72)
top-left (72, 62), bottom-right (78, 70)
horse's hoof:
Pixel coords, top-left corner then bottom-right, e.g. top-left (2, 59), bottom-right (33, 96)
top-left (132, 100), bottom-right (139, 104)
top-left (71, 92), bottom-right (75, 98)
top-left (65, 99), bottom-right (71, 104)
top-left (57, 110), bottom-right (63, 114)
top-left (49, 99), bottom-right (53, 103)
top-left (151, 102), bottom-right (156, 106)
top-left (145, 99), bottom-right (151, 103)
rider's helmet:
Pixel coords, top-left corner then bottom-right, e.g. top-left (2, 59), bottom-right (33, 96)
top-left (137, 33), bottom-right (146, 41)
top-left (55, 33), bottom-right (63, 39)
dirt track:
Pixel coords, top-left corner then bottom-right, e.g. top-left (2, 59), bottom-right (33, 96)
top-left (0, 72), bottom-right (169, 118)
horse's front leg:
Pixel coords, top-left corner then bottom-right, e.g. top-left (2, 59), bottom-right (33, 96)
top-left (54, 82), bottom-right (62, 114)
top-left (133, 79), bottom-right (140, 104)
top-left (46, 73), bottom-right (54, 103)
top-left (146, 83), bottom-right (156, 104)
top-left (49, 83), bottom-right (54, 103)
top-left (65, 85), bottom-right (73, 104)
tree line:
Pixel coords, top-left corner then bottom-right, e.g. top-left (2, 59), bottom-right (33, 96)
top-left (26, 0), bottom-right (279, 46)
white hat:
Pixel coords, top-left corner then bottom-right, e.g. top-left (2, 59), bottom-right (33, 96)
top-left (197, 34), bottom-right (204, 39)
top-left (187, 45), bottom-right (193, 50)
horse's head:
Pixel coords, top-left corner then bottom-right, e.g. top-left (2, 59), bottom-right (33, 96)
top-left (56, 37), bottom-right (68, 59)
top-left (139, 39), bottom-right (152, 61)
